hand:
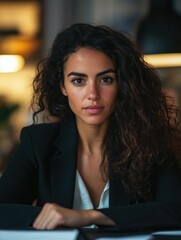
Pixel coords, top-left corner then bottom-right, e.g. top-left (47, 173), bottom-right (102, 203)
top-left (32, 203), bottom-right (90, 229)
top-left (32, 203), bottom-right (115, 229)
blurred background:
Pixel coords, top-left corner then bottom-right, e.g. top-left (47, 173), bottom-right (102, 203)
top-left (0, 0), bottom-right (181, 172)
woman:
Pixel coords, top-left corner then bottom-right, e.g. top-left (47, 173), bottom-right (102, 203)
top-left (0, 23), bottom-right (181, 230)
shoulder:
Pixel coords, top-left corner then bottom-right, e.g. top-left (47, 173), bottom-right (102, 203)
top-left (22, 121), bottom-right (61, 134)
top-left (21, 121), bottom-right (60, 138)
top-left (18, 122), bottom-right (61, 149)
top-left (19, 117), bottom-right (77, 145)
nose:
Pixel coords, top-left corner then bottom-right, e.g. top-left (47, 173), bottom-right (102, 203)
top-left (87, 82), bottom-right (99, 100)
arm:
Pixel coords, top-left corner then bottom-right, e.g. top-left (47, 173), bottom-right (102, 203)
top-left (0, 204), bottom-right (41, 228)
top-left (0, 128), bottom-right (40, 228)
top-left (33, 203), bottom-right (115, 229)
top-left (0, 128), bottom-right (38, 204)
top-left (98, 162), bottom-right (181, 229)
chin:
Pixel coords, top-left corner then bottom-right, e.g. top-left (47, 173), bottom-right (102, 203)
top-left (81, 116), bottom-right (109, 126)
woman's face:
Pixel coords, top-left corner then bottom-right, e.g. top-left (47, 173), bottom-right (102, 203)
top-left (62, 47), bottom-right (118, 126)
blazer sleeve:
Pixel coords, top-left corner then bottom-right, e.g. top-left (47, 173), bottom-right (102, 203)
top-left (98, 161), bottom-right (181, 230)
top-left (0, 127), bottom-right (38, 203)
top-left (0, 204), bottom-right (41, 228)
top-left (0, 127), bottom-right (41, 228)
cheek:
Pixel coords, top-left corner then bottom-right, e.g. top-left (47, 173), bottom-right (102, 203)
top-left (67, 90), bottom-right (81, 101)
top-left (104, 88), bottom-right (118, 103)
top-left (66, 90), bottom-right (82, 111)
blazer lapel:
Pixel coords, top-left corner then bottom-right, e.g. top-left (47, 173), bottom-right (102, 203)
top-left (109, 178), bottom-right (132, 207)
top-left (50, 118), bottom-right (78, 208)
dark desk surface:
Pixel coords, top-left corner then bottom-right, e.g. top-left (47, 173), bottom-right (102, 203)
top-left (81, 228), bottom-right (181, 240)
top-left (81, 228), bottom-right (151, 240)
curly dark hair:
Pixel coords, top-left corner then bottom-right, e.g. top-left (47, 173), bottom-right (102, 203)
top-left (32, 23), bottom-right (181, 202)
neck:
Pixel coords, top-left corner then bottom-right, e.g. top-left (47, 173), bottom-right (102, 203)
top-left (76, 120), bottom-right (109, 154)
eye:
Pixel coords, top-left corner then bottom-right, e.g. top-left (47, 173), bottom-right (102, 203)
top-left (100, 77), bottom-right (113, 84)
top-left (71, 78), bottom-right (85, 86)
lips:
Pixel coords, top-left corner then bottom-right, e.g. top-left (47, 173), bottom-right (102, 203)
top-left (83, 105), bottom-right (104, 114)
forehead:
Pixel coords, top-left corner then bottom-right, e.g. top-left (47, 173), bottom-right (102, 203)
top-left (64, 47), bottom-right (115, 72)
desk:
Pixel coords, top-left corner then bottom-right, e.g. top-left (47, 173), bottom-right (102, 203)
top-left (81, 228), bottom-right (181, 240)
top-left (0, 228), bottom-right (181, 240)
top-left (81, 228), bottom-right (151, 240)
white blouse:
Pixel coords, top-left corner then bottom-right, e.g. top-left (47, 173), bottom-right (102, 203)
top-left (73, 171), bottom-right (109, 228)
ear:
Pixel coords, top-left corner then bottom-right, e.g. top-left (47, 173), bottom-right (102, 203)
top-left (60, 84), bottom-right (67, 96)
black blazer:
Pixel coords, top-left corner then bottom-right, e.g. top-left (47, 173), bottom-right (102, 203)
top-left (0, 118), bottom-right (181, 230)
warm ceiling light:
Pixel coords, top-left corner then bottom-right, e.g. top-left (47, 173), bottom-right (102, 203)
top-left (0, 55), bottom-right (25, 73)
top-left (144, 53), bottom-right (181, 68)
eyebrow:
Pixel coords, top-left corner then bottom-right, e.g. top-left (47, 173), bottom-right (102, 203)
top-left (67, 69), bottom-right (116, 77)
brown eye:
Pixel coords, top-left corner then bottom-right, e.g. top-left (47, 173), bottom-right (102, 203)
top-left (72, 78), bottom-right (85, 86)
top-left (100, 77), bottom-right (113, 84)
